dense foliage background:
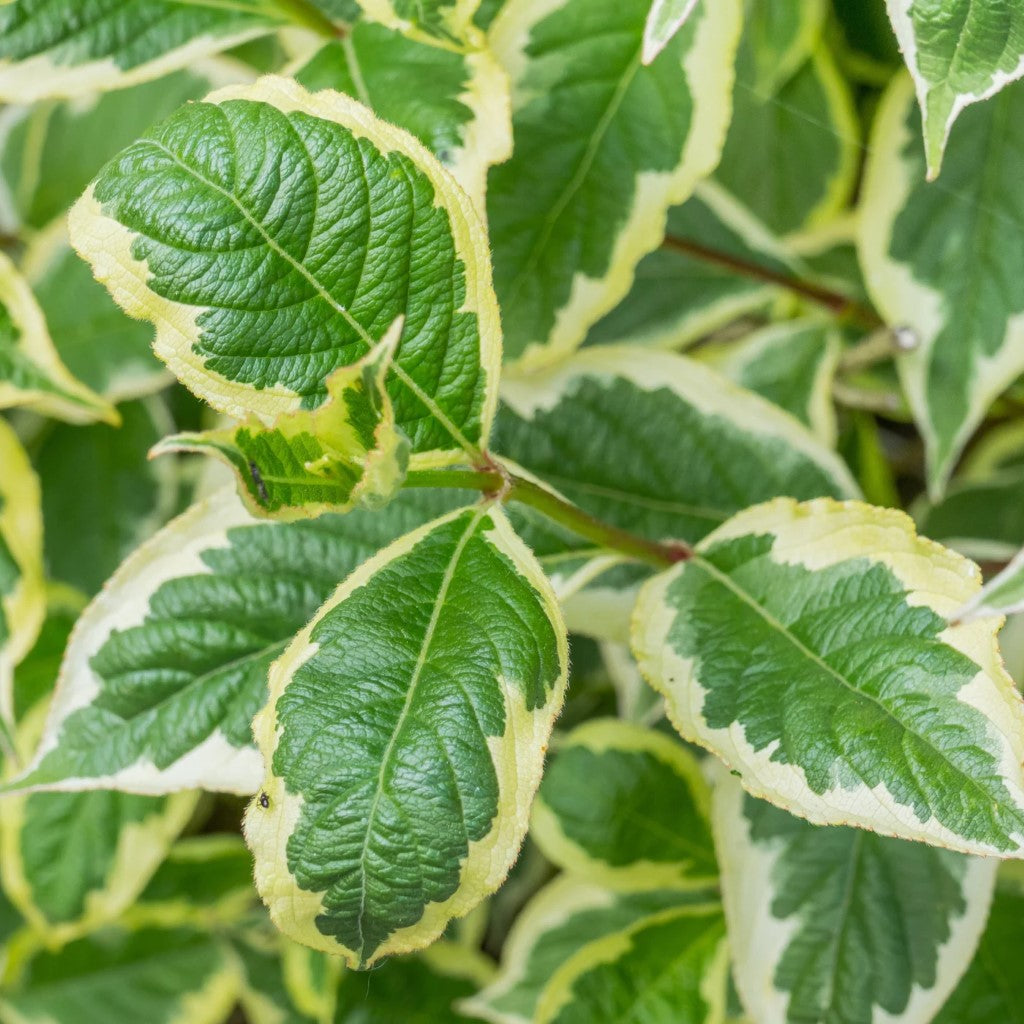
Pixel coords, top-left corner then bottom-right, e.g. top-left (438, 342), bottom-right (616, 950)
top-left (2, 0), bottom-right (1024, 1022)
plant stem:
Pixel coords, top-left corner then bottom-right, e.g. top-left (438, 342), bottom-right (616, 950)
top-left (661, 233), bottom-right (884, 330)
top-left (404, 468), bottom-right (691, 569)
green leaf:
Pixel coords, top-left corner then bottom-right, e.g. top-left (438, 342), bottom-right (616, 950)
top-left (244, 505), bottom-right (568, 967)
top-left (531, 719), bottom-right (717, 889)
top-left (494, 346), bottom-right (858, 549)
top-left (0, 925), bottom-right (240, 1024)
top-left (9, 486), bottom-right (466, 796)
top-left (533, 903), bottom-right (728, 1024)
top-left (24, 223), bottom-right (166, 402)
top-left (885, 0), bottom-right (1024, 177)
top-left (859, 73), bottom-right (1024, 495)
top-left (584, 182), bottom-right (805, 351)
top-left (735, 0), bottom-right (826, 96)
top-left (933, 869), bottom-right (1024, 1023)
top-left (463, 878), bottom-right (713, 1024)
top-left (35, 398), bottom-right (181, 595)
top-left (642, 0), bottom-right (699, 65)
top-left (0, 251), bottom-right (116, 425)
top-left (352, 0), bottom-right (478, 42)
top-left (473, 0), bottom-right (503, 31)
top-left (1, 648), bottom-right (200, 945)
top-left (487, 0), bottom-right (741, 365)
top-left (696, 319), bottom-right (841, 446)
top-left (232, 931), bottom-right (319, 1024)
top-left (69, 74), bottom-right (502, 460)
top-left (0, 418), bottom-right (43, 726)
top-left (281, 937), bottom-right (342, 1023)
top-left (1, 722), bottom-right (197, 944)
top-left (830, 0), bottom-right (901, 85)
top-left (632, 496), bottom-right (1024, 856)
top-left (713, 771), bottom-right (995, 1024)
top-left (334, 942), bottom-right (494, 1022)
top-left (0, 0), bottom-right (277, 102)
top-left (0, 882), bottom-right (22, 979)
top-left (131, 835), bottom-right (255, 928)
top-left (157, 323), bottom-right (410, 520)
top-left (0, 64), bottom-right (244, 233)
top-left (717, 29), bottom-right (858, 237)
top-left (293, 20), bottom-right (511, 207)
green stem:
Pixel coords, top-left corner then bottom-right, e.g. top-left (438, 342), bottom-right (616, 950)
top-left (267, 0), bottom-right (345, 37)
top-left (404, 468), bottom-right (691, 569)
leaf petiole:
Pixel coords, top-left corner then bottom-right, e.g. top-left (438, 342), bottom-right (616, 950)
top-left (403, 467), bottom-right (691, 568)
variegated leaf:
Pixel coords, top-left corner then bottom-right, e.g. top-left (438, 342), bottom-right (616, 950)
top-left (1, 617), bottom-right (200, 945)
top-left (914, 420), bottom-right (1024, 563)
top-left (129, 835), bottom-right (255, 929)
top-left (0, 62), bottom-right (249, 234)
top-left (0, 251), bottom-right (115, 425)
top-left (642, 0), bottom-right (699, 65)
top-left (156, 323), bottom-right (409, 521)
top-left (713, 770), bottom-right (995, 1024)
top-left (334, 942), bottom-right (495, 1022)
top-left (859, 73), bottom-right (1024, 495)
top-left (351, 0), bottom-right (478, 42)
top-left (0, 417), bottom-right (43, 725)
top-left (585, 182), bottom-right (804, 351)
top-left (487, 0), bottom-right (741, 366)
top-left (69, 75), bottom-right (501, 460)
top-left (244, 505), bottom-right (567, 967)
top-left (6, 487), bottom-right (468, 797)
top-left (36, 397), bottom-right (181, 596)
top-left (23, 223), bottom-right (167, 403)
top-left (696, 319), bottom-right (841, 446)
top-left (463, 878), bottom-right (714, 1024)
top-left (231, 930), bottom-right (319, 1024)
top-left (532, 719), bottom-right (716, 889)
top-left (718, 5), bottom-right (858, 237)
top-left (0, 0), bottom-right (278, 102)
top-left (495, 346), bottom-right (858, 548)
top-left (885, 0), bottom-right (1024, 176)
top-left (293, 16), bottom-right (510, 208)
top-left (493, 347), bottom-right (857, 641)
top-left (633, 496), bottom-right (1024, 857)
top-left (736, 0), bottom-right (825, 95)
top-left (954, 547), bottom-right (1024, 624)
top-left (533, 903), bottom-right (728, 1024)
top-left (0, 925), bottom-right (240, 1024)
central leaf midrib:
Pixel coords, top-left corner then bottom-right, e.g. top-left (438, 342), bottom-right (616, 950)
top-left (146, 139), bottom-right (477, 456)
top-left (814, 830), bottom-right (864, 1021)
top-left (353, 507), bottom-right (487, 957)
top-left (691, 552), bottom-right (1018, 833)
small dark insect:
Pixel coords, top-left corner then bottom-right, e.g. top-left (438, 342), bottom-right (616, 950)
top-left (259, 792), bottom-right (270, 809)
top-left (248, 460), bottom-right (269, 504)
